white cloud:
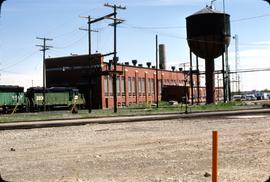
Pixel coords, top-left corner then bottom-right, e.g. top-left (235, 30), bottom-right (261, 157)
top-left (0, 71), bottom-right (42, 90)
top-left (239, 48), bottom-right (270, 68)
top-left (240, 49), bottom-right (270, 58)
top-left (233, 48), bottom-right (270, 91)
top-left (250, 41), bottom-right (270, 45)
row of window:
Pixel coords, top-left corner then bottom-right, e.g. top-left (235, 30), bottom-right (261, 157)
top-left (104, 76), bottom-right (184, 97)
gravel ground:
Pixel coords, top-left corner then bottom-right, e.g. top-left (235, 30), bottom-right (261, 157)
top-left (0, 114), bottom-right (270, 182)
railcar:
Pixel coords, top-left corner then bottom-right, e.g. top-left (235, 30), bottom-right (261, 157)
top-left (0, 85), bottom-right (25, 113)
top-left (25, 87), bottom-right (85, 112)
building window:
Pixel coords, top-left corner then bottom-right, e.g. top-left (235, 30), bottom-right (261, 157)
top-left (132, 77), bottom-right (136, 96)
top-left (121, 77), bottom-right (125, 96)
top-left (158, 80), bottom-right (162, 96)
top-left (151, 79), bottom-right (155, 96)
top-left (142, 78), bottom-right (145, 96)
top-left (104, 76), bottom-right (108, 96)
top-left (148, 78), bottom-right (151, 96)
top-left (109, 76), bottom-right (113, 96)
top-left (138, 78), bottom-right (141, 96)
top-left (180, 80), bottom-right (184, 86)
top-left (166, 79), bottom-right (169, 85)
top-left (117, 76), bottom-right (120, 96)
top-left (128, 77), bottom-right (132, 96)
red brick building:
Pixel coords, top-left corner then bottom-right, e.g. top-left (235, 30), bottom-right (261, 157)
top-left (46, 54), bottom-right (222, 109)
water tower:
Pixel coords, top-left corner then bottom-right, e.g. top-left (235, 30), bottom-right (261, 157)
top-left (186, 6), bottom-right (231, 104)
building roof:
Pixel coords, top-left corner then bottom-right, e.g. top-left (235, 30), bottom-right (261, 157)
top-left (0, 85), bottom-right (24, 92)
top-left (190, 6), bottom-right (223, 16)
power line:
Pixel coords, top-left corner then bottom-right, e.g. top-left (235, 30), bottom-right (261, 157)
top-left (232, 13), bottom-right (270, 22)
top-left (52, 28), bottom-right (79, 39)
top-left (119, 24), bottom-right (235, 44)
top-left (120, 23), bottom-right (270, 47)
top-left (119, 13), bottom-right (270, 32)
top-left (0, 70), bottom-right (22, 74)
top-left (119, 24), bottom-right (185, 39)
top-left (43, 6), bottom-right (102, 36)
top-left (53, 34), bottom-right (87, 49)
top-left (124, 23), bottom-right (185, 29)
top-left (230, 67), bottom-right (270, 74)
top-left (0, 50), bottom-right (39, 71)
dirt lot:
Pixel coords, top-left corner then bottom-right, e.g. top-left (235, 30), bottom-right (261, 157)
top-left (0, 114), bottom-right (270, 182)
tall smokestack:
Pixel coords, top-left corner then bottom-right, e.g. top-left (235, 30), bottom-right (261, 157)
top-left (159, 44), bottom-right (166, 70)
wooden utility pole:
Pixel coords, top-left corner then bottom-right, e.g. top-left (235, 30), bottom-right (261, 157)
top-left (155, 35), bottom-right (159, 108)
top-left (36, 37), bottom-right (53, 112)
top-left (189, 50), bottom-right (194, 105)
top-left (79, 16), bottom-right (98, 113)
top-left (104, 3), bottom-right (126, 113)
top-left (196, 56), bottom-right (200, 104)
top-left (79, 6), bottom-right (120, 113)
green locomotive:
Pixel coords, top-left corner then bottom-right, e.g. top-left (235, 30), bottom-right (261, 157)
top-left (0, 85), bottom-right (25, 113)
top-left (25, 87), bottom-right (85, 112)
top-left (0, 85), bottom-right (85, 113)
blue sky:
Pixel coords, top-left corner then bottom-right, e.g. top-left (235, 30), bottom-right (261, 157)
top-left (0, 0), bottom-right (270, 91)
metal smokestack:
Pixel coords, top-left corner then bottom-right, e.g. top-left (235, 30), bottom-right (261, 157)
top-left (159, 44), bottom-right (166, 70)
top-left (132, 59), bottom-right (137, 66)
top-left (146, 62), bottom-right (152, 68)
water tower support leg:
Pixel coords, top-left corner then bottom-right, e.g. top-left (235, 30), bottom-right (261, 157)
top-left (205, 59), bottom-right (215, 104)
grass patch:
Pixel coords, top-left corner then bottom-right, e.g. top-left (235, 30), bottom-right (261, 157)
top-left (191, 101), bottom-right (245, 111)
top-left (0, 101), bottom-right (258, 123)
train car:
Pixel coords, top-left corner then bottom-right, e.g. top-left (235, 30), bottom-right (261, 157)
top-left (25, 87), bottom-right (85, 112)
top-left (0, 85), bottom-right (25, 113)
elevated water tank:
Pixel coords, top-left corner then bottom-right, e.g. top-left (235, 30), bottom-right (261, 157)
top-left (186, 6), bottom-right (230, 59)
top-left (186, 6), bottom-right (231, 104)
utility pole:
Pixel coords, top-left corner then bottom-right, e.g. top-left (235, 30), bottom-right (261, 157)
top-left (222, 0), bottom-right (230, 103)
top-left (184, 76), bottom-right (188, 114)
top-left (222, 53), bottom-right (227, 102)
top-left (79, 16), bottom-right (98, 113)
top-left (233, 34), bottom-right (240, 94)
top-left (79, 8), bottom-right (117, 113)
top-left (36, 37), bottom-right (53, 112)
top-left (155, 35), bottom-right (159, 108)
top-left (189, 50), bottom-right (194, 105)
top-left (104, 3), bottom-right (126, 113)
top-left (196, 56), bottom-right (200, 104)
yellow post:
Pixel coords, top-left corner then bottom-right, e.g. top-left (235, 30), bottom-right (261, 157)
top-left (70, 99), bottom-right (77, 113)
top-left (11, 102), bottom-right (19, 115)
top-left (212, 131), bottom-right (218, 182)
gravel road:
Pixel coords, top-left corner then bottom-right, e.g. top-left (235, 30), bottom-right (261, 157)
top-left (0, 114), bottom-right (270, 182)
